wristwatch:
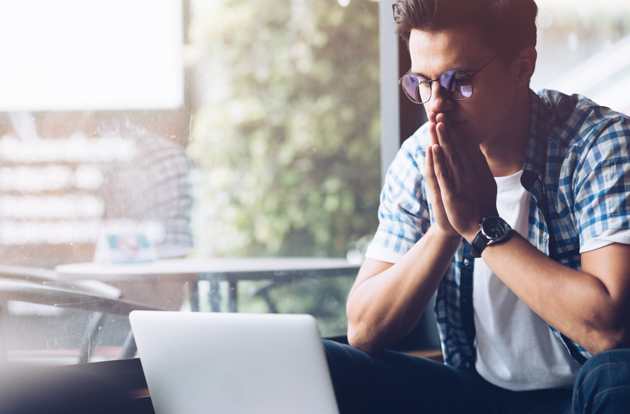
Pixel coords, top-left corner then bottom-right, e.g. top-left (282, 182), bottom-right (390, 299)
top-left (471, 216), bottom-right (512, 258)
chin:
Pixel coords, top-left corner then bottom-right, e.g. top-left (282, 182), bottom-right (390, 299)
top-left (464, 129), bottom-right (486, 146)
top-left (456, 123), bottom-right (477, 139)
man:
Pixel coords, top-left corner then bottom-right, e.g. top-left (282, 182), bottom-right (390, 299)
top-left (324, 0), bottom-right (630, 413)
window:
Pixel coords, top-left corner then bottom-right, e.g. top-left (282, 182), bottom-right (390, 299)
top-left (532, 0), bottom-right (630, 115)
top-left (0, 0), bottom-right (380, 365)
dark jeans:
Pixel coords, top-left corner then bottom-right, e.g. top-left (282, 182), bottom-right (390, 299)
top-left (323, 340), bottom-right (630, 414)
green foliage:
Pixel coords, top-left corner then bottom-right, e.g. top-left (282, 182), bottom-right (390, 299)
top-left (188, 0), bottom-right (381, 258)
top-left (238, 276), bottom-right (356, 337)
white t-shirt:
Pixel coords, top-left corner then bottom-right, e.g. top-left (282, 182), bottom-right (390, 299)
top-left (473, 170), bottom-right (630, 391)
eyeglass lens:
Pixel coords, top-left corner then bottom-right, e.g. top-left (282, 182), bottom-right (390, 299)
top-left (401, 70), bottom-right (473, 104)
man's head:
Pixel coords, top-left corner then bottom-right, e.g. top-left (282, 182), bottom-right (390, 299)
top-left (393, 0), bottom-right (538, 60)
top-left (394, 0), bottom-right (539, 148)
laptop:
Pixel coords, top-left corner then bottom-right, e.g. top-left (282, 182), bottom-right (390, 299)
top-left (129, 311), bottom-right (339, 414)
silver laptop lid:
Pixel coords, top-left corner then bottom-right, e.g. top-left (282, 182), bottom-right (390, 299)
top-left (130, 311), bottom-right (339, 414)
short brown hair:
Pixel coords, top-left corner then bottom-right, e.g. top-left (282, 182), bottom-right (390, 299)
top-left (393, 0), bottom-right (538, 59)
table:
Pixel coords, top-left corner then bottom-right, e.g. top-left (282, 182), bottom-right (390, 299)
top-left (55, 258), bottom-right (360, 312)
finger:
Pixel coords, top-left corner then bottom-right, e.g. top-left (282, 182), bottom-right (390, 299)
top-left (437, 115), bottom-right (487, 178)
top-left (435, 121), bottom-right (463, 176)
top-left (438, 114), bottom-right (492, 185)
top-left (429, 122), bottom-right (438, 147)
top-left (436, 114), bottom-right (467, 152)
top-left (425, 145), bottom-right (440, 193)
top-left (432, 144), bottom-right (455, 194)
top-left (426, 145), bottom-right (453, 230)
top-left (426, 146), bottom-right (449, 217)
top-left (436, 113), bottom-right (481, 156)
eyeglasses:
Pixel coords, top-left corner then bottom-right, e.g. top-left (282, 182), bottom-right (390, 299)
top-left (398, 55), bottom-right (500, 104)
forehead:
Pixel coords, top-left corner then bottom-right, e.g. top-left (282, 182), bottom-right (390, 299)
top-left (409, 25), bottom-right (493, 76)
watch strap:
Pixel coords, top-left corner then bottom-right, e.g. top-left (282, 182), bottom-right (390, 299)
top-left (471, 233), bottom-right (487, 258)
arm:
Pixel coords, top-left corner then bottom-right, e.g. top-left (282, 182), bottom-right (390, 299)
top-left (347, 228), bottom-right (459, 355)
top-left (479, 235), bottom-right (630, 354)
top-left (431, 113), bottom-right (630, 355)
top-left (347, 123), bottom-right (461, 355)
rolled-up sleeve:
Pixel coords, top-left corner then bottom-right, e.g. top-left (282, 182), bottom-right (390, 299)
top-left (572, 111), bottom-right (630, 248)
top-left (365, 128), bottom-right (432, 263)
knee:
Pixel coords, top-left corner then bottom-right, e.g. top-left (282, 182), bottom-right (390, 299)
top-left (322, 340), bottom-right (366, 375)
top-left (573, 348), bottom-right (630, 413)
top-left (322, 339), bottom-right (386, 387)
top-left (322, 339), bottom-right (350, 364)
top-left (322, 340), bottom-right (351, 378)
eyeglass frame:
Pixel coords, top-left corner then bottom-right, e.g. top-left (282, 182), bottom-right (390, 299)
top-left (398, 54), bottom-right (501, 105)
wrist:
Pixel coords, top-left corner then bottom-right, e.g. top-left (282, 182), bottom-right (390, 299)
top-left (470, 215), bottom-right (512, 258)
top-left (463, 226), bottom-right (480, 245)
top-left (431, 226), bottom-right (463, 245)
top-left (466, 210), bottom-right (499, 241)
top-left (463, 221), bottom-right (484, 245)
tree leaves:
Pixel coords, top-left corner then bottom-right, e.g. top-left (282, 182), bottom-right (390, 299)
top-left (188, 0), bottom-right (380, 257)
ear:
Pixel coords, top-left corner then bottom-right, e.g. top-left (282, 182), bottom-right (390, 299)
top-left (514, 46), bottom-right (537, 87)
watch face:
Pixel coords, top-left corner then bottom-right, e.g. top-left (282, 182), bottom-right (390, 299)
top-left (481, 216), bottom-right (511, 240)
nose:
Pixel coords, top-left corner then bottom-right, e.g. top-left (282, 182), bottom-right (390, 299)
top-left (423, 81), bottom-right (454, 115)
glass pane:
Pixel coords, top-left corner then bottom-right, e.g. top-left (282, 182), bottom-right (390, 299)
top-left (0, 0), bottom-right (380, 365)
top-left (3, 304), bottom-right (130, 365)
top-left (532, 0), bottom-right (630, 115)
top-left (186, 0), bottom-right (380, 336)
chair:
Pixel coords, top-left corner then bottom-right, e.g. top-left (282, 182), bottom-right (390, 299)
top-left (0, 264), bottom-right (121, 298)
top-left (0, 272), bottom-right (164, 364)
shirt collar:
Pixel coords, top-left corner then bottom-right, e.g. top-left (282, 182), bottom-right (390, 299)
top-left (521, 90), bottom-right (550, 191)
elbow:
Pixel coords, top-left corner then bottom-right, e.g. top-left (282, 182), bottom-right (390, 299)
top-left (583, 316), bottom-right (630, 355)
top-left (346, 302), bottom-right (383, 355)
top-left (347, 322), bottom-right (385, 356)
top-left (590, 329), bottom-right (630, 354)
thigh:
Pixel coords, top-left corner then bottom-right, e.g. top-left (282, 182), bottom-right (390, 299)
top-left (323, 340), bottom-right (499, 414)
top-left (493, 386), bottom-right (572, 414)
top-left (572, 348), bottom-right (630, 414)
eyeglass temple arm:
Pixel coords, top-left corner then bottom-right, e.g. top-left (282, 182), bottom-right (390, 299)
top-left (468, 54), bottom-right (500, 77)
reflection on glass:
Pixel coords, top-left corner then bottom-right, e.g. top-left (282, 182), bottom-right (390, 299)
top-left (4, 306), bottom-right (130, 365)
top-left (532, 0), bottom-right (630, 115)
top-left (0, 0), bottom-right (381, 365)
top-left (185, 0), bottom-right (381, 337)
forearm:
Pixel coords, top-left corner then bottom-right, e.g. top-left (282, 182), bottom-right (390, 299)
top-left (482, 233), bottom-right (630, 354)
top-left (346, 227), bottom-right (461, 355)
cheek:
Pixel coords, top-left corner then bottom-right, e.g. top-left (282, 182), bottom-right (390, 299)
top-left (458, 104), bottom-right (503, 143)
top-left (472, 84), bottom-right (515, 124)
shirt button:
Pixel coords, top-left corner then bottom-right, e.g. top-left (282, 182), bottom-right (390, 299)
top-left (543, 235), bottom-right (549, 243)
top-left (463, 259), bottom-right (470, 266)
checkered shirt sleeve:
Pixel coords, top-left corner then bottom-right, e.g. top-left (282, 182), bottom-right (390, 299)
top-left (365, 128), bottom-right (431, 262)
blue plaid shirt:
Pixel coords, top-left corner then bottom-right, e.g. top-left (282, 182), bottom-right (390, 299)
top-left (366, 89), bottom-right (630, 369)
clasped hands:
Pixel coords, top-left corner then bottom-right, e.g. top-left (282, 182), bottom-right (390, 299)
top-left (425, 112), bottom-right (498, 243)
